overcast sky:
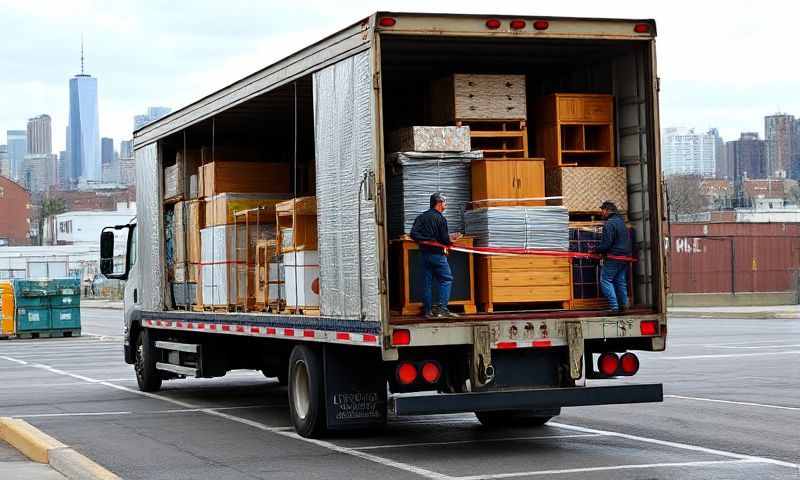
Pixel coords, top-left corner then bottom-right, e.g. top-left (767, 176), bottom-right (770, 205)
top-left (2, 0), bottom-right (797, 152)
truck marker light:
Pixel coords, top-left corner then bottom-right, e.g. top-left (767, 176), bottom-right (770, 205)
top-left (533, 20), bottom-right (549, 30)
top-left (379, 17), bottom-right (397, 27)
top-left (640, 320), bottom-right (658, 336)
top-left (392, 329), bottom-right (411, 346)
top-left (397, 362), bottom-right (417, 385)
top-left (532, 339), bottom-right (552, 347)
top-left (421, 361), bottom-right (441, 384)
top-left (284, 328), bottom-right (294, 337)
top-left (620, 352), bottom-right (639, 375)
top-left (251, 326), bottom-right (260, 334)
top-left (336, 332), bottom-right (350, 341)
top-left (510, 19), bottom-right (526, 30)
top-left (485, 19), bottom-right (501, 29)
top-left (598, 352), bottom-right (619, 376)
top-left (496, 341), bottom-right (517, 349)
top-left (634, 23), bottom-right (650, 33)
top-left (303, 329), bottom-right (315, 338)
top-left (363, 334), bottom-right (378, 343)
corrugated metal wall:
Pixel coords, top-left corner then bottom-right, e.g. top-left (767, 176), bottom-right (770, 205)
top-left (668, 223), bottom-right (800, 294)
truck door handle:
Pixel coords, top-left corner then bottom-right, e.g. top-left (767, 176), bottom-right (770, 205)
top-left (134, 289), bottom-right (137, 303)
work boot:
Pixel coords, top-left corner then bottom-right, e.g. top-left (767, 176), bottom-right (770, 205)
top-left (425, 306), bottom-right (443, 319)
top-left (438, 307), bottom-right (460, 318)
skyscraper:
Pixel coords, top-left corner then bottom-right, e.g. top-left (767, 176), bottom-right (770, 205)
top-left (68, 43), bottom-right (101, 182)
top-left (58, 150), bottom-right (69, 187)
top-left (7, 130), bottom-right (26, 181)
top-left (0, 145), bottom-right (9, 178)
top-left (26, 114), bottom-right (52, 154)
top-left (119, 139), bottom-right (133, 159)
top-left (725, 133), bottom-right (766, 180)
top-left (101, 137), bottom-right (113, 165)
top-left (661, 127), bottom-right (718, 177)
top-left (764, 114), bottom-right (796, 179)
top-left (133, 106), bottom-right (171, 131)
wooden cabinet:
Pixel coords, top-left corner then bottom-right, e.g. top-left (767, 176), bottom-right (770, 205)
top-left (276, 196), bottom-right (318, 254)
top-left (471, 158), bottom-right (545, 207)
top-left (431, 74), bottom-right (527, 123)
top-left (477, 256), bottom-right (571, 312)
top-left (534, 94), bottom-right (615, 168)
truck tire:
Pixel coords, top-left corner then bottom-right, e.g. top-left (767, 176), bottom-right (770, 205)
top-left (475, 409), bottom-right (560, 427)
top-left (134, 328), bottom-right (162, 392)
top-left (288, 345), bottom-right (326, 438)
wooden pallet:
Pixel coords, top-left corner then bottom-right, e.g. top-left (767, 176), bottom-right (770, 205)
top-left (283, 306), bottom-right (320, 316)
top-left (457, 119), bottom-right (528, 159)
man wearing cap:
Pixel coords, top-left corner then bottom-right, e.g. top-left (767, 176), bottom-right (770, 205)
top-left (410, 193), bottom-right (462, 319)
top-left (595, 201), bottom-right (632, 313)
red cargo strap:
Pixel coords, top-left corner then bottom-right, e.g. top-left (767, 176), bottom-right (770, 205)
top-left (417, 240), bottom-right (637, 263)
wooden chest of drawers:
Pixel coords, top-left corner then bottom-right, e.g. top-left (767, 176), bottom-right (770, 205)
top-left (476, 256), bottom-right (571, 312)
top-left (432, 74), bottom-right (527, 123)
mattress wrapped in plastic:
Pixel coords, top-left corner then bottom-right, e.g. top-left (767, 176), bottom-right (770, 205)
top-left (388, 151), bottom-right (481, 237)
top-left (464, 206), bottom-right (569, 250)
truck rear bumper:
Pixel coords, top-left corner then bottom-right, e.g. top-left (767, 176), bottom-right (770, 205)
top-left (391, 383), bottom-right (663, 416)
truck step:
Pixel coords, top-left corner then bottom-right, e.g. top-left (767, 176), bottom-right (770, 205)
top-left (155, 340), bottom-right (199, 353)
top-left (156, 362), bottom-right (199, 377)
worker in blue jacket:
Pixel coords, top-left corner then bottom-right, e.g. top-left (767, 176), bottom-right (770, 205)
top-left (594, 201), bottom-right (632, 313)
top-left (410, 192), bottom-right (462, 319)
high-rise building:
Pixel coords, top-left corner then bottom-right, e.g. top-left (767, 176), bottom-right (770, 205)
top-left (119, 139), bottom-right (133, 159)
top-left (764, 114), bottom-right (796, 179)
top-left (119, 157), bottom-right (136, 185)
top-left (133, 106), bottom-right (171, 131)
top-left (68, 44), bottom-right (101, 182)
top-left (57, 150), bottom-right (69, 187)
top-left (101, 137), bottom-right (113, 165)
top-left (26, 114), bottom-right (52, 154)
top-left (22, 153), bottom-right (57, 193)
top-left (7, 130), bottom-right (26, 181)
top-left (661, 127), bottom-right (718, 177)
top-left (0, 145), bottom-right (8, 178)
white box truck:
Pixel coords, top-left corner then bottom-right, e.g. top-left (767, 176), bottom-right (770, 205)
top-left (101, 12), bottom-right (666, 438)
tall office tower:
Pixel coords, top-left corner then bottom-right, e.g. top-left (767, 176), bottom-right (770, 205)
top-left (764, 114), bottom-right (796, 179)
top-left (661, 127), bottom-right (718, 177)
top-left (101, 137), bottom-right (113, 165)
top-left (26, 114), bottom-right (52, 154)
top-left (22, 153), bottom-right (57, 193)
top-left (133, 106), bottom-right (171, 130)
top-left (68, 42), bottom-right (101, 182)
top-left (0, 145), bottom-right (9, 178)
top-left (7, 130), bottom-right (26, 181)
top-left (57, 150), bottom-right (69, 187)
top-left (119, 139), bottom-right (133, 159)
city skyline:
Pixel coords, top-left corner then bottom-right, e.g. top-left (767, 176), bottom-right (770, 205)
top-left (2, 1), bottom-right (799, 151)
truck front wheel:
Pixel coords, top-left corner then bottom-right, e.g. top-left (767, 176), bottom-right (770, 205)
top-left (288, 345), bottom-right (327, 438)
top-left (134, 328), bottom-right (162, 392)
top-left (475, 409), bottom-right (560, 427)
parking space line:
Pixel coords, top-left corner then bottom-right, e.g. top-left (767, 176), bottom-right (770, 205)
top-left (454, 459), bottom-right (762, 479)
top-left (665, 395), bottom-right (800, 411)
top-left (353, 433), bottom-right (604, 450)
top-left (549, 422), bottom-right (799, 469)
top-left (0, 355), bottom-right (29, 365)
top-left (10, 404), bottom-right (282, 419)
top-left (657, 351), bottom-right (800, 360)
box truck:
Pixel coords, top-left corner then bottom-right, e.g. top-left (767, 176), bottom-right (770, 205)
top-left (101, 12), bottom-right (666, 438)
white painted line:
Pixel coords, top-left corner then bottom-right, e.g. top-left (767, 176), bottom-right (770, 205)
top-left (455, 459), bottom-right (762, 479)
top-left (15, 411), bottom-right (134, 418)
top-left (9, 404), bottom-right (278, 419)
top-left (548, 422), bottom-right (799, 470)
top-left (353, 433), bottom-right (604, 450)
top-left (657, 351), bottom-right (800, 360)
top-left (707, 344), bottom-right (800, 350)
top-left (666, 395), bottom-right (800, 412)
top-left (0, 355), bottom-right (29, 365)
top-left (668, 339), bottom-right (792, 347)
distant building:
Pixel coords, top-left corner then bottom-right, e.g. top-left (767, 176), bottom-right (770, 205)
top-left (26, 114), bottom-right (52, 154)
top-left (54, 204), bottom-right (135, 245)
top-left (119, 139), bottom-right (133, 159)
top-left (724, 133), bottom-right (766, 181)
top-left (133, 106), bottom-right (171, 131)
top-left (55, 185), bottom-right (136, 212)
top-left (119, 157), bottom-right (136, 185)
top-left (0, 176), bottom-right (32, 246)
top-left (57, 150), bottom-right (69, 188)
top-left (662, 127), bottom-right (719, 177)
top-left (0, 145), bottom-right (9, 178)
top-left (101, 137), bottom-right (113, 165)
top-left (7, 130), bottom-right (26, 182)
top-left (21, 153), bottom-right (57, 193)
top-left (68, 44), bottom-right (101, 182)
top-left (764, 114), bottom-right (796, 179)
top-left (100, 137), bottom-right (119, 183)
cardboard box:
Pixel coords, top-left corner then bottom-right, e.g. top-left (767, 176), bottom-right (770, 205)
top-left (164, 163), bottom-right (183, 199)
top-left (284, 250), bottom-right (320, 309)
top-left (173, 200), bottom-right (205, 282)
top-left (199, 161), bottom-right (291, 197)
top-left (546, 167), bottom-right (627, 213)
top-left (204, 193), bottom-right (288, 227)
top-left (389, 126), bottom-right (471, 153)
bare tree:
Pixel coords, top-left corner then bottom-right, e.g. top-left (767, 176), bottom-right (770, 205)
top-left (664, 174), bottom-right (705, 221)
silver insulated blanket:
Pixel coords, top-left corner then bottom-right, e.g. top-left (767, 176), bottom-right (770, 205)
top-left (464, 206), bottom-right (569, 250)
top-left (388, 151), bottom-right (481, 237)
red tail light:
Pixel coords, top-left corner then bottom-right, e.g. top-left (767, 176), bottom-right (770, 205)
top-left (392, 329), bottom-right (411, 346)
top-left (640, 320), bottom-right (658, 336)
top-left (396, 362), bottom-right (417, 385)
top-left (509, 19), bottom-right (526, 30)
top-left (379, 17), bottom-right (397, 27)
top-left (634, 23), bottom-right (650, 33)
top-left (485, 19), bottom-right (501, 30)
top-left (533, 20), bottom-right (549, 30)
top-left (421, 361), bottom-right (441, 384)
top-left (620, 353), bottom-right (639, 375)
top-left (598, 352), bottom-right (619, 376)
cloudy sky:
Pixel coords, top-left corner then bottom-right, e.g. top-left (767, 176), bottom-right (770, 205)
top-left (2, 0), bottom-right (797, 152)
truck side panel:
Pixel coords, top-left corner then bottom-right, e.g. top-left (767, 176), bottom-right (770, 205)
top-left (135, 143), bottom-right (163, 311)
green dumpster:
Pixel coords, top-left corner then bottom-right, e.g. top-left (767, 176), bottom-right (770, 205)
top-left (15, 307), bottom-right (51, 331)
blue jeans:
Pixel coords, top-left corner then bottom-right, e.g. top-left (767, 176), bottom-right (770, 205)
top-left (421, 251), bottom-right (453, 314)
top-left (600, 260), bottom-right (628, 311)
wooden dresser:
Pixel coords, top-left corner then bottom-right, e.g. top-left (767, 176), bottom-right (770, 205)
top-left (477, 256), bottom-right (571, 312)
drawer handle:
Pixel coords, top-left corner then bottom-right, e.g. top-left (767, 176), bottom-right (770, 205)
top-left (505, 82), bottom-right (513, 87)
top-left (507, 106), bottom-right (515, 111)
top-left (507, 95), bottom-right (512, 100)
top-left (468, 81), bottom-right (475, 86)
top-left (469, 106), bottom-right (476, 111)
top-left (469, 93), bottom-right (475, 98)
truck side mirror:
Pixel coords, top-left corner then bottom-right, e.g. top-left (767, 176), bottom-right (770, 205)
top-left (100, 224), bottom-right (134, 280)
top-left (100, 231), bottom-right (115, 275)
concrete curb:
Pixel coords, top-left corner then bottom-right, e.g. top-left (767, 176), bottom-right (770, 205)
top-left (0, 417), bottom-right (120, 480)
top-left (668, 311), bottom-right (800, 319)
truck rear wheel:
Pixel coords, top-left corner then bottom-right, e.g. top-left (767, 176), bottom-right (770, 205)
top-left (288, 345), bottom-right (326, 438)
top-left (475, 409), bottom-right (560, 427)
top-left (134, 328), bottom-right (162, 392)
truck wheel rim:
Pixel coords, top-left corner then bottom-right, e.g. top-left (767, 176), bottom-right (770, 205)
top-left (292, 360), bottom-right (311, 420)
top-left (135, 343), bottom-right (144, 380)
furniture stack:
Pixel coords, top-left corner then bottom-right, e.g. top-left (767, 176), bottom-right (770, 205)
top-left (275, 196), bottom-right (320, 314)
top-left (255, 239), bottom-right (284, 312)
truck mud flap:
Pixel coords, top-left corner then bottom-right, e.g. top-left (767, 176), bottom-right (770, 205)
top-left (391, 383), bottom-right (663, 416)
top-left (323, 345), bottom-right (387, 430)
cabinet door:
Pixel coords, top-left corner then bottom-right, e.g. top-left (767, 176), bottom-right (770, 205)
top-left (474, 160), bottom-right (517, 200)
top-left (557, 96), bottom-right (582, 121)
top-left (514, 159), bottom-right (545, 201)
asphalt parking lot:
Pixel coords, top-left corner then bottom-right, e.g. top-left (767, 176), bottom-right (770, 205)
top-left (0, 308), bottom-right (798, 479)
